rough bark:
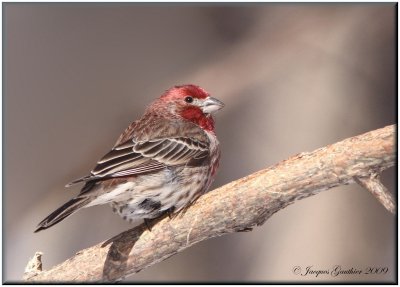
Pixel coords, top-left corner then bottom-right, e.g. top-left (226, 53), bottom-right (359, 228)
top-left (24, 124), bottom-right (396, 282)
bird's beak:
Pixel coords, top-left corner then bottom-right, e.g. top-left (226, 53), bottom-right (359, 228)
top-left (201, 96), bottom-right (225, 114)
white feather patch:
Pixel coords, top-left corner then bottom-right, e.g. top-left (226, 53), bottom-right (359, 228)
top-left (86, 182), bottom-right (136, 207)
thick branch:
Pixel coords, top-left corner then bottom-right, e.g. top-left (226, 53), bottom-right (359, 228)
top-left (25, 125), bottom-right (395, 282)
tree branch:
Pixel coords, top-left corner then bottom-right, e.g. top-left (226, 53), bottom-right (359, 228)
top-left (354, 173), bottom-right (395, 214)
top-left (25, 124), bottom-right (395, 282)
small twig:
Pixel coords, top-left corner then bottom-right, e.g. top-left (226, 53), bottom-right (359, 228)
top-left (23, 252), bottom-right (43, 280)
top-left (354, 173), bottom-right (396, 214)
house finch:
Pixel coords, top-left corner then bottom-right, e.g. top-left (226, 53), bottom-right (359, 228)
top-left (35, 84), bottom-right (224, 232)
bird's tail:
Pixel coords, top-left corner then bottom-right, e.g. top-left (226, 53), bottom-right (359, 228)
top-left (34, 197), bottom-right (91, 233)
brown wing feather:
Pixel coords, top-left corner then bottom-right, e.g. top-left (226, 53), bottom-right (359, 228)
top-left (67, 114), bottom-right (211, 186)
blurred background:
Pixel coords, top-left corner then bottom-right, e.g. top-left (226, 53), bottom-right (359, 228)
top-left (4, 3), bottom-right (396, 282)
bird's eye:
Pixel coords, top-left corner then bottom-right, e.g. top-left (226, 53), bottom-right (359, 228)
top-left (184, 96), bottom-right (194, 103)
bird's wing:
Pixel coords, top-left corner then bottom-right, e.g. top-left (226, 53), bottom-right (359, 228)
top-left (66, 116), bottom-right (211, 190)
top-left (67, 135), bottom-right (210, 189)
top-left (91, 136), bottom-right (210, 178)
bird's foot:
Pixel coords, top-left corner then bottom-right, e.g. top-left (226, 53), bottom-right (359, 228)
top-left (143, 218), bottom-right (153, 231)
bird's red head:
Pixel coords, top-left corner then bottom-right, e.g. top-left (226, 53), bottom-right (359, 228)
top-left (161, 84), bottom-right (209, 100)
top-left (151, 84), bottom-right (224, 132)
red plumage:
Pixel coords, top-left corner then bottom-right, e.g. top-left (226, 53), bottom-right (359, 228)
top-left (35, 84), bottom-right (224, 232)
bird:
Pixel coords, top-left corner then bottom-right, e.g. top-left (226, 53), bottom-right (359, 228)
top-left (35, 84), bottom-right (224, 232)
